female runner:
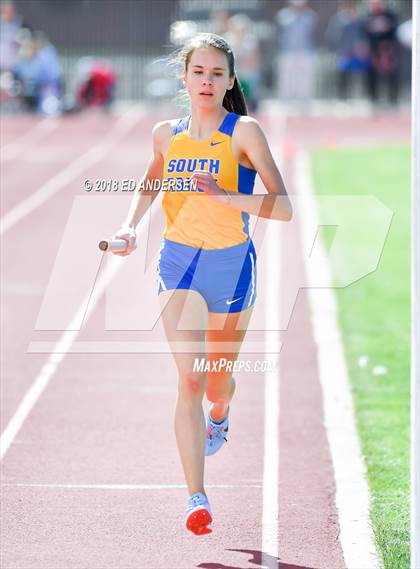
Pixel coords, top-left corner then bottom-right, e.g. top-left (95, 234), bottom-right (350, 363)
top-left (111, 33), bottom-right (292, 536)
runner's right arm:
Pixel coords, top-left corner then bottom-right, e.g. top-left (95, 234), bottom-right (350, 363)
top-left (111, 121), bottom-right (171, 256)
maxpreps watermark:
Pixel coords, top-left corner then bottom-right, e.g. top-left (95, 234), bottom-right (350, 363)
top-left (193, 358), bottom-right (278, 374)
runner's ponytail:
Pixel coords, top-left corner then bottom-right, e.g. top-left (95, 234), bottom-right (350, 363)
top-left (223, 76), bottom-right (247, 115)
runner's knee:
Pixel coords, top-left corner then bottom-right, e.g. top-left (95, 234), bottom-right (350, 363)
top-left (178, 371), bottom-right (207, 397)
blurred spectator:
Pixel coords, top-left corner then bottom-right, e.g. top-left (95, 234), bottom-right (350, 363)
top-left (12, 31), bottom-right (43, 112)
top-left (275, 0), bottom-right (319, 105)
top-left (0, 0), bottom-right (22, 108)
top-left (64, 57), bottom-right (117, 113)
top-left (225, 14), bottom-right (261, 113)
top-left (325, 0), bottom-right (369, 100)
top-left (12, 30), bottom-right (62, 114)
top-left (0, 0), bottom-right (21, 72)
top-left (210, 9), bottom-right (230, 37)
top-left (33, 31), bottom-right (62, 114)
top-left (363, 0), bottom-right (400, 106)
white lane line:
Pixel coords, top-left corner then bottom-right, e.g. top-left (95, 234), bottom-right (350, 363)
top-left (294, 149), bottom-right (381, 569)
top-left (26, 341), bottom-right (282, 353)
top-left (1, 118), bottom-right (59, 163)
top-left (0, 108), bottom-right (145, 236)
top-left (0, 203), bottom-right (154, 463)
top-left (261, 215), bottom-right (281, 568)
top-left (1, 483), bottom-right (263, 490)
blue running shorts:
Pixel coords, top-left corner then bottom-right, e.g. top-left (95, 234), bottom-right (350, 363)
top-left (156, 238), bottom-right (257, 313)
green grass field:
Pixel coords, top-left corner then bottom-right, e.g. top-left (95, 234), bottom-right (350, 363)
top-left (311, 145), bottom-right (411, 569)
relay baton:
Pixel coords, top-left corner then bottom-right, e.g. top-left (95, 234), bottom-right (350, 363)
top-left (98, 238), bottom-right (128, 252)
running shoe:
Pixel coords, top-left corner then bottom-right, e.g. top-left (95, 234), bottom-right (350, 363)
top-left (205, 404), bottom-right (229, 456)
top-left (185, 491), bottom-right (213, 535)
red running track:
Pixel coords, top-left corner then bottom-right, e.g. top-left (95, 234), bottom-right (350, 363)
top-left (1, 106), bottom-right (409, 568)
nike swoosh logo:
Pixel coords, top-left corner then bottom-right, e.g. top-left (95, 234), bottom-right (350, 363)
top-left (226, 297), bottom-right (244, 305)
top-left (210, 141), bottom-right (224, 146)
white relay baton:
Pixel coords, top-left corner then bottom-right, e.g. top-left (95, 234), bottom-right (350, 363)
top-left (98, 239), bottom-right (128, 252)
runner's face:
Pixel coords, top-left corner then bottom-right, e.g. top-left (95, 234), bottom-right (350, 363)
top-left (184, 47), bottom-right (234, 109)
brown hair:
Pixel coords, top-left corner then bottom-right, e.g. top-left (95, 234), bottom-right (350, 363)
top-left (177, 33), bottom-right (248, 116)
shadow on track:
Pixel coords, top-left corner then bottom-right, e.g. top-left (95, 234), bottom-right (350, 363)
top-left (197, 548), bottom-right (318, 569)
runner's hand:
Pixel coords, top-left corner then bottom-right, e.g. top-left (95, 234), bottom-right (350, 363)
top-left (191, 171), bottom-right (221, 195)
top-left (111, 226), bottom-right (137, 256)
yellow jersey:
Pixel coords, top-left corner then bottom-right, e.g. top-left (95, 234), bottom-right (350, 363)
top-left (161, 112), bottom-right (256, 250)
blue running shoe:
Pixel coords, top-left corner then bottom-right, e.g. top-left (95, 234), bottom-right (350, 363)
top-left (205, 404), bottom-right (229, 456)
top-left (185, 492), bottom-right (213, 535)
